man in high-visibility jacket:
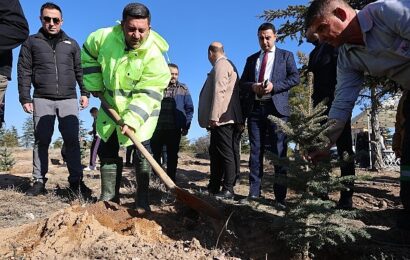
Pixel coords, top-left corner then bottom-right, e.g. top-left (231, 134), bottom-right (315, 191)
top-left (81, 2), bottom-right (170, 212)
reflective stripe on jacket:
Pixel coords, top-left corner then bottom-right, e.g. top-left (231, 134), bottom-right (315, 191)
top-left (81, 25), bottom-right (171, 146)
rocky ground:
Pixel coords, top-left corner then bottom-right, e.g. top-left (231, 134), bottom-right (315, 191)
top-left (0, 148), bottom-right (409, 259)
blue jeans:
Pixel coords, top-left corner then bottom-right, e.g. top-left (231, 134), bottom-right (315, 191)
top-left (248, 101), bottom-right (288, 201)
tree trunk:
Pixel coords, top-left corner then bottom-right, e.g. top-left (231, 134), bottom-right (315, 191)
top-left (370, 86), bottom-right (385, 171)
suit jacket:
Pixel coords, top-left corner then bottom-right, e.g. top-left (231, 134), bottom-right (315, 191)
top-left (307, 43), bottom-right (338, 107)
top-left (198, 57), bottom-right (243, 128)
top-left (240, 47), bottom-right (300, 118)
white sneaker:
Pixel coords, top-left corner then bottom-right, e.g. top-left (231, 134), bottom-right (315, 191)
top-left (84, 166), bottom-right (96, 171)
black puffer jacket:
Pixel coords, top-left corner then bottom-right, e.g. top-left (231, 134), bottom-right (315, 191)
top-left (17, 29), bottom-right (89, 104)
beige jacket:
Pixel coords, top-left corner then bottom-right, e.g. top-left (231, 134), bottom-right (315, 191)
top-left (198, 57), bottom-right (243, 128)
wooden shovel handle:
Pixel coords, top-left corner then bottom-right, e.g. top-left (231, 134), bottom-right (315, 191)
top-left (97, 93), bottom-right (176, 190)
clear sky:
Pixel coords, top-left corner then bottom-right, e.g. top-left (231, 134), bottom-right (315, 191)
top-left (8, 0), bottom-right (316, 142)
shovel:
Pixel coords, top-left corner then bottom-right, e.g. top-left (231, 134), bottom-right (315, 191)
top-left (97, 94), bottom-right (223, 220)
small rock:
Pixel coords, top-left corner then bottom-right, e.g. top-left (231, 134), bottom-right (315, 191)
top-left (378, 200), bottom-right (388, 209)
top-left (26, 213), bottom-right (35, 220)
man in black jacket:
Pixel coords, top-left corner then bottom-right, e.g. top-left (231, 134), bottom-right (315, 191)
top-left (18, 2), bottom-right (91, 197)
top-left (307, 38), bottom-right (355, 209)
top-left (0, 0), bottom-right (29, 128)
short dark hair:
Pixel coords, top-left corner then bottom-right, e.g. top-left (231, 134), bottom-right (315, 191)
top-left (258, 23), bottom-right (276, 34)
top-left (90, 107), bottom-right (98, 113)
top-left (168, 63), bottom-right (179, 70)
top-left (304, 0), bottom-right (349, 30)
top-left (40, 2), bottom-right (62, 16)
top-left (122, 3), bottom-right (151, 24)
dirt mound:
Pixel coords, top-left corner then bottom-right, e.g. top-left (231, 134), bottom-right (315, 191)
top-left (0, 202), bottom-right (222, 259)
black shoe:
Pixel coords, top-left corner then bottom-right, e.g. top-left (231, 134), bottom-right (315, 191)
top-left (124, 162), bottom-right (133, 168)
top-left (239, 194), bottom-right (260, 204)
top-left (335, 197), bottom-right (353, 210)
top-left (274, 200), bottom-right (287, 210)
top-left (26, 181), bottom-right (46, 196)
top-left (69, 181), bottom-right (92, 199)
top-left (198, 188), bottom-right (216, 196)
top-left (215, 190), bottom-right (235, 200)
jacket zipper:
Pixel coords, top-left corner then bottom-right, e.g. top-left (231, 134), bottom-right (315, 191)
top-left (53, 49), bottom-right (59, 95)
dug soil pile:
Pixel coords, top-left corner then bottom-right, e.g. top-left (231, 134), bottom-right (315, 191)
top-left (1, 149), bottom-right (410, 259)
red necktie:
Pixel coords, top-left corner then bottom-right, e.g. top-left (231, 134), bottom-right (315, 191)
top-left (258, 51), bottom-right (268, 83)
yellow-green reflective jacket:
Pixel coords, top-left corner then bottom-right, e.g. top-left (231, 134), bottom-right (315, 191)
top-left (81, 25), bottom-right (171, 146)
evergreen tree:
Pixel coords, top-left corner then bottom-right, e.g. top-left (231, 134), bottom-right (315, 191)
top-left (191, 134), bottom-right (210, 159)
top-left (268, 101), bottom-right (369, 257)
top-left (0, 126), bottom-right (19, 147)
top-left (79, 119), bottom-right (88, 142)
top-left (0, 147), bottom-right (15, 171)
top-left (21, 116), bottom-right (34, 148)
top-left (179, 135), bottom-right (192, 153)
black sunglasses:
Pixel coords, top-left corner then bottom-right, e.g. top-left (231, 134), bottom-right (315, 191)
top-left (42, 16), bottom-right (61, 24)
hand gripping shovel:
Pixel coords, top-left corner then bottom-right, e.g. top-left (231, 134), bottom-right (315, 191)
top-left (98, 94), bottom-right (223, 219)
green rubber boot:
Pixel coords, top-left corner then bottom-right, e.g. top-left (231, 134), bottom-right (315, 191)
top-left (99, 159), bottom-right (117, 201)
top-left (135, 156), bottom-right (151, 212)
top-left (112, 157), bottom-right (123, 204)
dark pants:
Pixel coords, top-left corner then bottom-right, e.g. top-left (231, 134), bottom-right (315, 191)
top-left (208, 124), bottom-right (239, 193)
top-left (126, 145), bottom-right (136, 164)
top-left (313, 98), bottom-right (355, 199)
top-left (233, 125), bottom-right (243, 185)
top-left (248, 101), bottom-right (288, 201)
top-left (0, 75), bottom-right (7, 128)
top-left (32, 98), bottom-right (82, 184)
top-left (150, 129), bottom-right (181, 181)
top-left (336, 119), bottom-right (355, 199)
top-left (401, 95), bottom-right (410, 212)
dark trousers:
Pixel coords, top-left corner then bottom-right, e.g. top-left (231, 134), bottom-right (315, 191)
top-left (313, 98), bottom-right (355, 199)
top-left (233, 125), bottom-right (243, 185)
top-left (98, 131), bottom-right (151, 194)
top-left (150, 129), bottom-right (181, 181)
top-left (336, 119), bottom-right (355, 199)
top-left (98, 131), bottom-right (151, 165)
top-left (126, 145), bottom-right (136, 164)
top-left (208, 124), bottom-right (239, 193)
top-left (401, 95), bottom-right (410, 212)
top-left (248, 101), bottom-right (288, 201)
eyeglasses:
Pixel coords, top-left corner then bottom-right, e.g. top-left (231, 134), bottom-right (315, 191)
top-left (42, 16), bottom-right (61, 24)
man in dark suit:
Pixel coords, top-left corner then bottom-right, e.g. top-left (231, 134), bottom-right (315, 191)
top-left (239, 23), bottom-right (300, 208)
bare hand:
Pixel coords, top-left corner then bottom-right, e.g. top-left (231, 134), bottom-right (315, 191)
top-left (209, 120), bottom-right (218, 128)
top-left (22, 103), bottom-right (34, 114)
top-left (120, 124), bottom-right (135, 135)
top-left (80, 96), bottom-right (89, 109)
top-left (251, 82), bottom-right (265, 97)
top-left (264, 81), bottom-right (273, 94)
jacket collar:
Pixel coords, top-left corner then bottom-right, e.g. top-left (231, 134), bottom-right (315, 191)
top-left (34, 28), bottom-right (69, 41)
